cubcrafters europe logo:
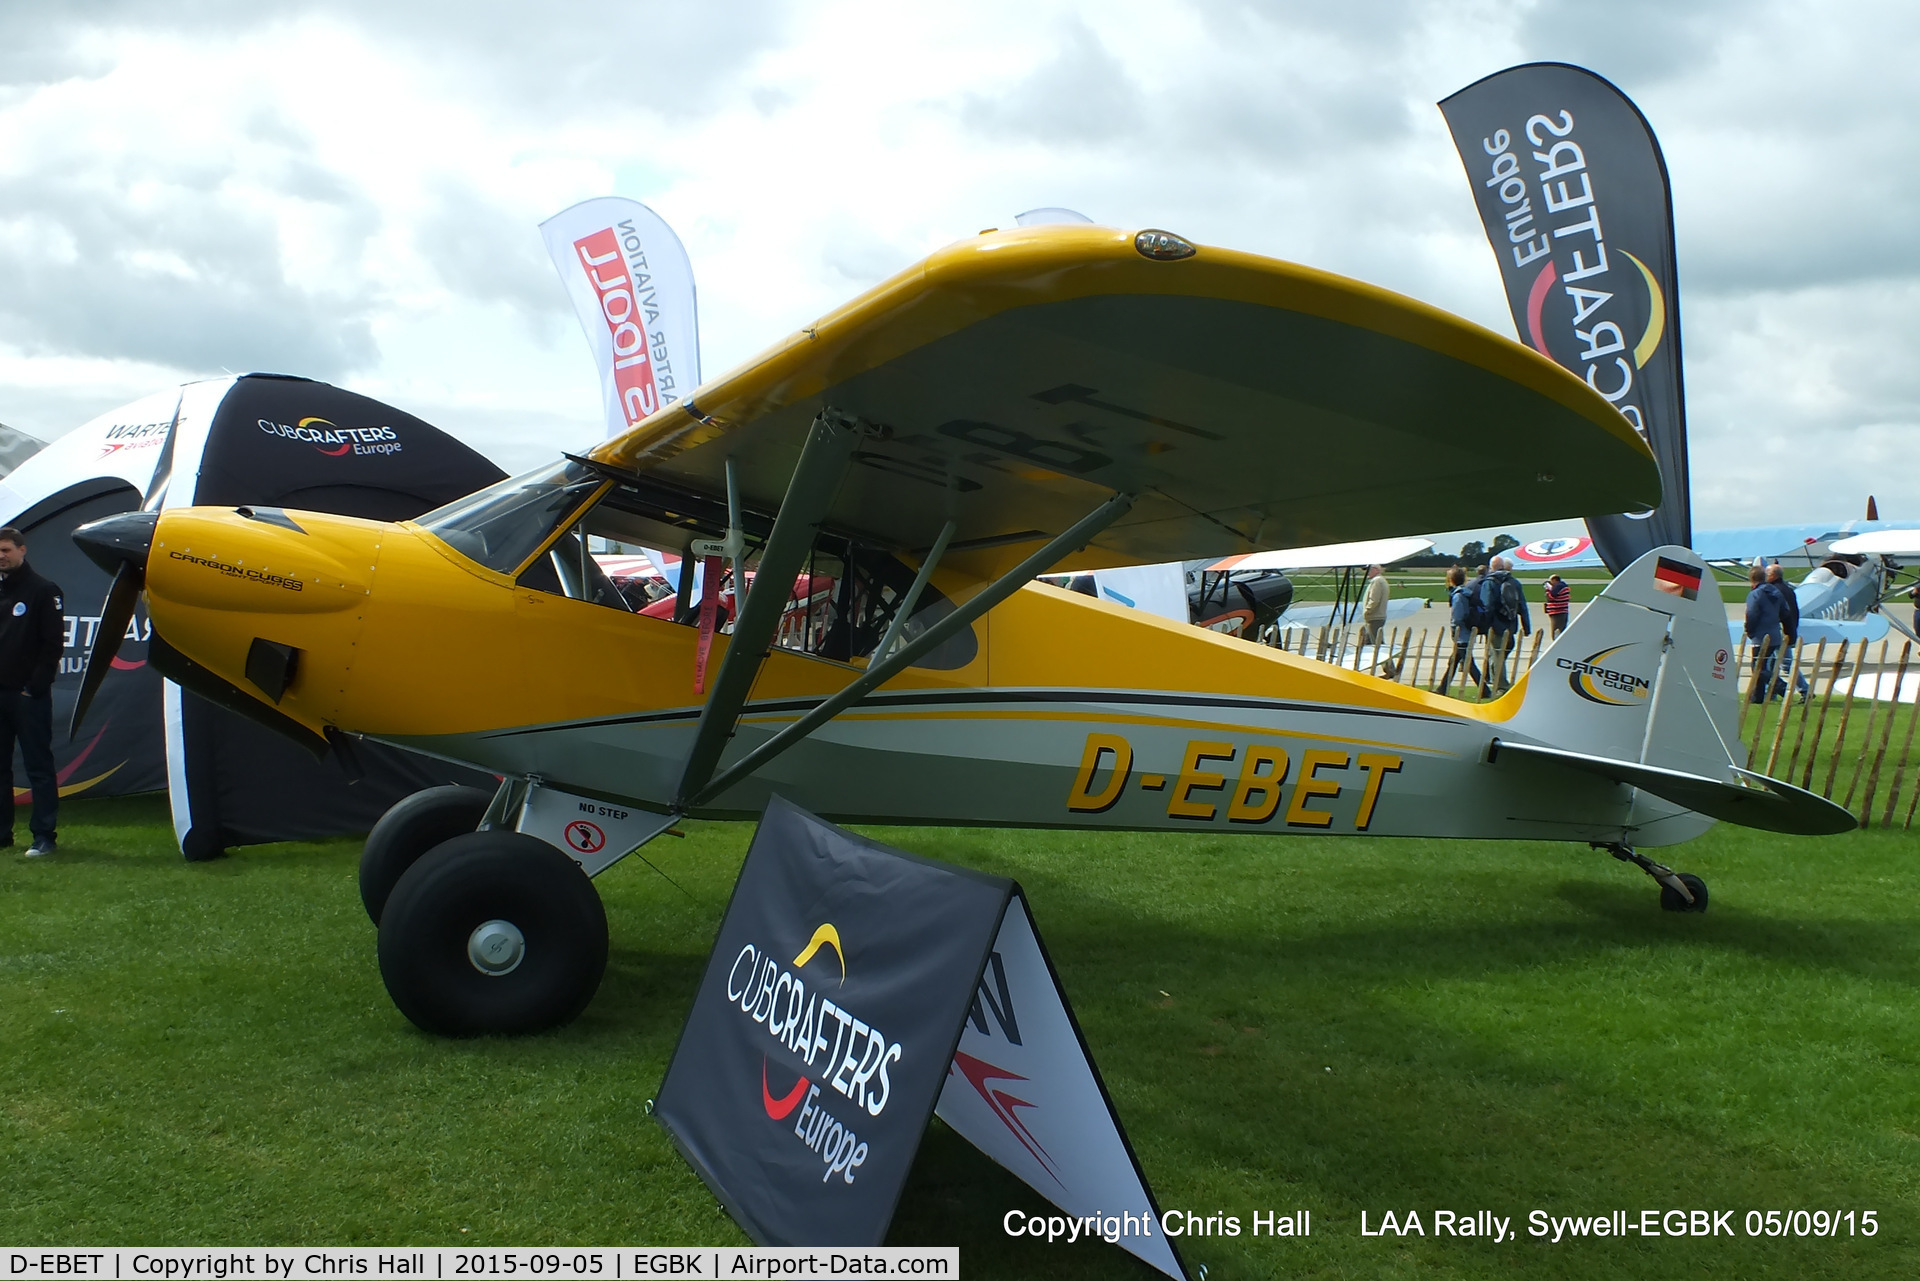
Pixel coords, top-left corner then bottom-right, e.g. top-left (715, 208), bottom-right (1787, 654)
top-left (1481, 110), bottom-right (1668, 444)
top-left (257, 416), bottom-right (403, 457)
top-left (726, 921), bottom-right (901, 1185)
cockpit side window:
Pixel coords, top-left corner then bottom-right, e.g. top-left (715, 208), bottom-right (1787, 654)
top-left (416, 461), bottom-right (606, 576)
top-left (518, 515), bottom-right (634, 612)
top-left (426, 464), bottom-right (978, 665)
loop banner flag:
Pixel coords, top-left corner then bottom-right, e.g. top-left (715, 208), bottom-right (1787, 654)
top-left (1440, 63), bottom-right (1691, 572)
top-left (654, 796), bottom-right (1188, 1278)
top-left (540, 197), bottom-right (700, 439)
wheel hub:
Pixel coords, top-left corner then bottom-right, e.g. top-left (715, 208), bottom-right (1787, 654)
top-left (467, 919), bottom-right (526, 975)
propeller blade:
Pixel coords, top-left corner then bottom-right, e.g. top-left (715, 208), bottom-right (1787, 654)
top-left (69, 562), bottom-right (142, 741)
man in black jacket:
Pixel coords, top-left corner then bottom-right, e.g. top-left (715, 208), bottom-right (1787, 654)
top-left (0, 528), bottom-right (66, 855)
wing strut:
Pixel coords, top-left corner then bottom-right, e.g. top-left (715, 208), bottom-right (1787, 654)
top-left (872, 519), bottom-right (956, 665)
top-left (673, 409), bottom-right (863, 810)
top-left (686, 489), bottom-right (1136, 810)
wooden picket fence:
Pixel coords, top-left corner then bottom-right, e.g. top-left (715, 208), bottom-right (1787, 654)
top-left (1267, 619), bottom-right (1545, 698)
top-left (1265, 617), bottom-right (1918, 830)
top-left (1741, 635), bottom-right (1920, 828)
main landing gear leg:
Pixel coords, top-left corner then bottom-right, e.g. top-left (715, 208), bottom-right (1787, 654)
top-left (1598, 842), bottom-right (1709, 914)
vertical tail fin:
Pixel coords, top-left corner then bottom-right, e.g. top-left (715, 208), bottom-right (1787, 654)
top-left (1505, 546), bottom-right (1740, 778)
top-left (1497, 546), bottom-right (1855, 837)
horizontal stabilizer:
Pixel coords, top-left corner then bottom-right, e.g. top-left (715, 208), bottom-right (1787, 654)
top-left (1490, 739), bottom-right (1857, 836)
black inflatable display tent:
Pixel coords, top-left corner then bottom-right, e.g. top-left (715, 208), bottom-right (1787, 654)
top-left (0, 374), bottom-right (502, 858)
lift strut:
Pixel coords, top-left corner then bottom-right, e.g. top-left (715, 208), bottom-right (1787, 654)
top-left (685, 488), bottom-right (1136, 810)
top-left (673, 409), bottom-right (863, 810)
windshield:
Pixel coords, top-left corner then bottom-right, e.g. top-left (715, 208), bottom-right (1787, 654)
top-left (415, 460), bottom-right (606, 575)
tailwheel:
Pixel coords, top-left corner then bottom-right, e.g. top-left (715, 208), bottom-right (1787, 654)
top-left (1659, 873), bottom-right (1709, 914)
top-left (1600, 842), bottom-right (1709, 914)
top-left (377, 829), bottom-right (609, 1036)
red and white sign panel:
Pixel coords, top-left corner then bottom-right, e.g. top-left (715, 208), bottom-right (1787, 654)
top-left (540, 197), bottom-right (701, 439)
top-left (936, 896), bottom-right (1188, 1279)
top-left (594, 552), bottom-right (671, 582)
top-left (1510, 535), bottom-right (1602, 567)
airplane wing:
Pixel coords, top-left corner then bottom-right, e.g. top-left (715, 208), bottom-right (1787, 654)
top-left (1275, 597), bottom-right (1427, 630)
top-left (1204, 535), bottom-right (1433, 573)
top-left (1832, 529), bottom-right (1920, 557)
top-left (584, 224), bottom-right (1659, 571)
top-left (1689, 522), bottom-right (1920, 565)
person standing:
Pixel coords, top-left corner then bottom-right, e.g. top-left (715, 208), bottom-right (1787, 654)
top-left (1744, 565), bottom-right (1784, 706)
top-left (1358, 565), bottom-right (1389, 646)
top-left (1436, 565), bottom-right (1483, 696)
top-left (1358, 563), bottom-right (1392, 673)
top-left (1467, 562), bottom-right (1489, 685)
top-left (0, 527), bottom-right (65, 856)
top-left (1543, 572), bottom-right (1572, 639)
top-left (1765, 563), bottom-right (1809, 700)
top-left (1479, 555), bottom-right (1531, 697)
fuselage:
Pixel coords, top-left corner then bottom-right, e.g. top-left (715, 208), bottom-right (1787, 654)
top-left (138, 504), bottom-right (1698, 847)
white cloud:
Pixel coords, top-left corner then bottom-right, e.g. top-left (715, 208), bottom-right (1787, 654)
top-left (0, 0), bottom-right (1912, 522)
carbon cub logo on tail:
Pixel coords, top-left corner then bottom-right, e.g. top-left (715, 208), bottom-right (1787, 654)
top-left (1558, 644), bottom-right (1652, 706)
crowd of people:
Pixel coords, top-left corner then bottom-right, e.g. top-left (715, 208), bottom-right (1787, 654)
top-left (1357, 554), bottom-right (1822, 707)
top-left (1351, 553), bottom-right (1873, 710)
top-left (1359, 558), bottom-right (1574, 701)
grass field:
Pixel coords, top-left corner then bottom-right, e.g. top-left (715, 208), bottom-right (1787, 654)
top-left (4, 787), bottom-right (1917, 1279)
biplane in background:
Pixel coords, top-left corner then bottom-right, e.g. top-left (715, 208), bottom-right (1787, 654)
top-left (1509, 506), bottom-right (1919, 646)
top-left (1197, 535), bottom-right (1436, 644)
top-left (1687, 506), bottom-right (1919, 646)
top-left (68, 224), bottom-right (1852, 1037)
top-left (1048, 534), bottom-right (1434, 644)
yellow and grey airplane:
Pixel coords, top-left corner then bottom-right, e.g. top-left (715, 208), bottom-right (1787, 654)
top-left (68, 225), bottom-right (1851, 1036)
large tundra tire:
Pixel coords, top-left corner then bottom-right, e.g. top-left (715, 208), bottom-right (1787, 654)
top-left (359, 784), bottom-right (494, 924)
top-left (376, 830), bottom-right (608, 1037)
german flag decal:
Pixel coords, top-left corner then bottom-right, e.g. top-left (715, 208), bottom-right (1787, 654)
top-left (1652, 556), bottom-right (1702, 600)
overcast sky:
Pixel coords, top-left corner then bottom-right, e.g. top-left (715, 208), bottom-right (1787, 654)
top-left (0, 0), bottom-right (1912, 550)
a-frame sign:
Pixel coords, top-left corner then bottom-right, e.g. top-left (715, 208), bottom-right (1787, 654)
top-left (654, 797), bottom-right (1188, 1278)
